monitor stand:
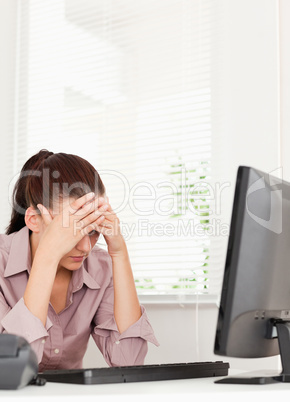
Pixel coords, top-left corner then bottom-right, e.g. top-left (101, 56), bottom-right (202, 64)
top-left (215, 321), bottom-right (290, 385)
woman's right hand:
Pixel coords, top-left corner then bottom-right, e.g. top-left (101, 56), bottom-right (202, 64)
top-left (36, 192), bottom-right (108, 262)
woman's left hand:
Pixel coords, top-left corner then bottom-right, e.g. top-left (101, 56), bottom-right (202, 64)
top-left (95, 197), bottom-right (141, 334)
top-left (94, 197), bottom-right (126, 257)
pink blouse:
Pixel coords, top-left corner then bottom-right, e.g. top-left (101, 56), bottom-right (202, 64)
top-left (0, 226), bottom-right (159, 372)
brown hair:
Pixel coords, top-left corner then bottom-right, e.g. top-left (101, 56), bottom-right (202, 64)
top-left (6, 149), bottom-right (105, 235)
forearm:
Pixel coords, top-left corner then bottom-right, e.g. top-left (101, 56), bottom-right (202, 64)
top-left (23, 249), bottom-right (58, 326)
top-left (111, 241), bottom-right (141, 333)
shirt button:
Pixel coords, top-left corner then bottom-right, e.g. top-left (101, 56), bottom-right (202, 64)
top-left (54, 348), bottom-right (60, 354)
top-left (115, 341), bottom-right (120, 345)
top-left (41, 339), bottom-right (46, 344)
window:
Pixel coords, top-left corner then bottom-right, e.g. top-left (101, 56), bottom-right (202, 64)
top-left (12, 0), bottom-right (224, 298)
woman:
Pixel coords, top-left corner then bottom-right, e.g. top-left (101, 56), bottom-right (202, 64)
top-left (0, 149), bottom-right (159, 371)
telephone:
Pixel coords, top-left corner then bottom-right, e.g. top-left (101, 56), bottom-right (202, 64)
top-left (0, 334), bottom-right (45, 389)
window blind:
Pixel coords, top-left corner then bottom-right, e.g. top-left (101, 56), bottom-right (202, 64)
top-left (12, 0), bottom-right (224, 297)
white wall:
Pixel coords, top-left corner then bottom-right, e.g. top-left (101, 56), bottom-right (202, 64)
top-left (212, 0), bottom-right (280, 186)
top-left (0, 0), bottom-right (18, 233)
top-left (280, 0), bottom-right (290, 181)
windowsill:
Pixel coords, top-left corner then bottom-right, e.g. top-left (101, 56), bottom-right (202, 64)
top-left (138, 294), bottom-right (219, 305)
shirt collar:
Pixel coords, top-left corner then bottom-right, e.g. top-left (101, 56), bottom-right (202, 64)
top-left (4, 226), bottom-right (32, 277)
top-left (4, 226), bottom-right (101, 291)
top-left (71, 258), bottom-right (101, 292)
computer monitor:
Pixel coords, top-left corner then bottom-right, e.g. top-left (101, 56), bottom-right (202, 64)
top-left (214, 166), bottom-right (290, 384)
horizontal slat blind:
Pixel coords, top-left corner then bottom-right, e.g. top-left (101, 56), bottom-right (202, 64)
top-left (14, 0), bottom-right (223, 296)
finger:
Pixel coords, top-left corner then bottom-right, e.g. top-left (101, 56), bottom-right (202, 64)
top-left (95, 217), bottom-right (119, 233)
top-left (98, 216), bottom-right (118, 228)
top-left (102, 201), bottom-right (116, 219)
top-left (93, 221), bottom-right (117, 238)
top-left (37, 204), bottom-right (53, 225)
top-left (68, 192), bottom-right (95, 214)
top-left (95, 203), bottom-right (109, 215)
top-left (101, 195), bottom-right (112, 211)
top-left (105, 201), bottom-right (113, 212)
top-left (82, 196), bottom-right (106, 210)
top-left (80, 215), bottom-right (105, 236)
top-left (96, 209), bottom-right (115, 223)
top-left (93, 197), bottom-right (114, 216)
top-left (77, 202), bottom-right (109, 224)
top-left (74, 197), bottom-right (106, 217)
top-left (79, 205), bottom-right (109, 229)
top-left (89, 222), bottom-right (106, 236)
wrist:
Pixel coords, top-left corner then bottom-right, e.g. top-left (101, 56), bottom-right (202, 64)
top-left (33, 244), bottom-right (60, 266)
top-left (110, 249), bottom-right (129, 262)
top-left (107, 235), bottom-right (128, 259)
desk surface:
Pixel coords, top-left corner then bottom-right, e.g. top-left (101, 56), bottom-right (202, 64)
top-left (1, 370), bottom-right (290, 402)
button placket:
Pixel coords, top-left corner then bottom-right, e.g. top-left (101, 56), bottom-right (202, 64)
top-left (49, 312), bottom-right (63, 368)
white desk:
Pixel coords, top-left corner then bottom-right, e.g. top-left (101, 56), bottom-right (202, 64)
top-left (1, 371), bottom-right (290, 402)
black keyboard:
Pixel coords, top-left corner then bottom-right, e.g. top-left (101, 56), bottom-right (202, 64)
top-left (38, 361), bottom-right (229, 385)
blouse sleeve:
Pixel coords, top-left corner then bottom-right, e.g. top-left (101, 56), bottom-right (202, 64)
top-left (91, 281), bottom-right (159, 367)
top-left (0, 294), bottom-right (53, 364)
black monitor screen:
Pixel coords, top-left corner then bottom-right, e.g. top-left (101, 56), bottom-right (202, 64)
top-left (214, 166), bottom-right (290, 384)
